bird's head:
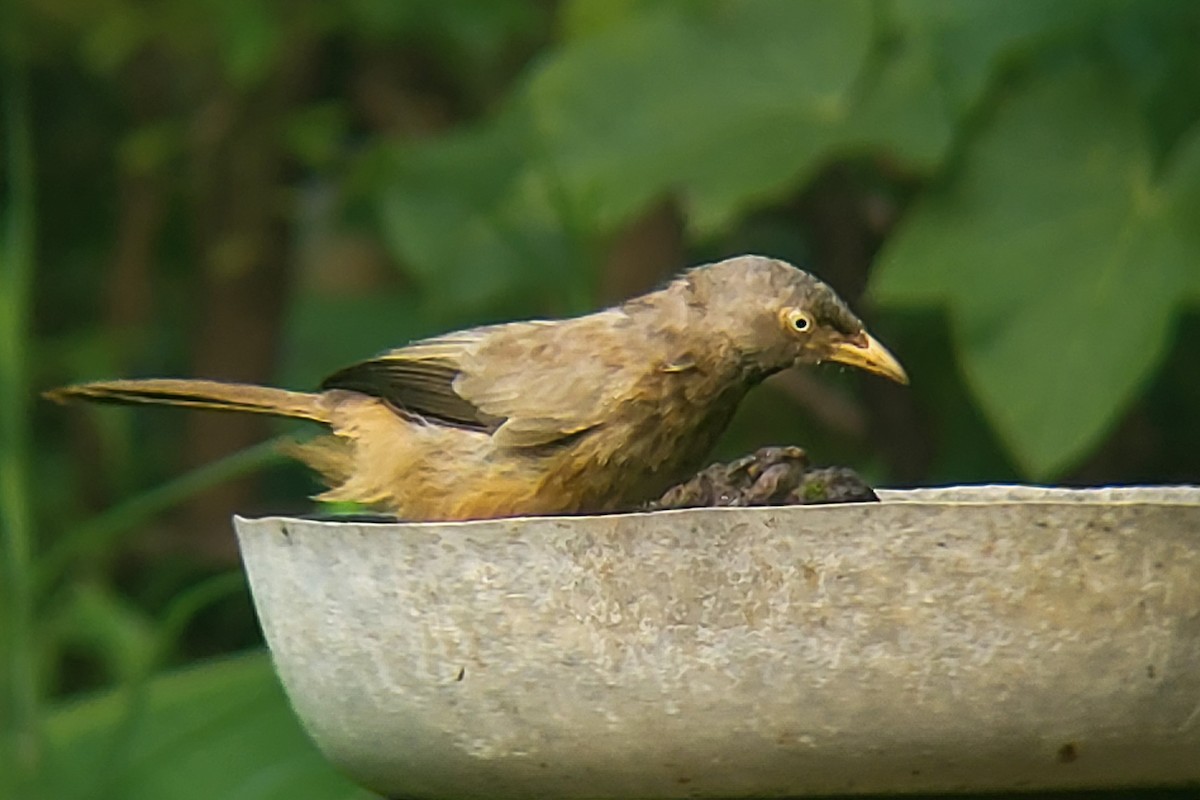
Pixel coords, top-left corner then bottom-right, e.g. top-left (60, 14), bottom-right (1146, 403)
top-left (685, 255), bottom-right (908, 384)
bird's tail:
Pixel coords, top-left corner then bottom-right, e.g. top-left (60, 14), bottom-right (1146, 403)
top-left (44, 379), bottom-right (330, 424)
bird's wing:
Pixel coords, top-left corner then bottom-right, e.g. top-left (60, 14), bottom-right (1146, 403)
top-left (455, 312), bottom-right (648, 447)
top-left (319, 327), bottom-right (507, 432)
top-left (320, 313), bottom-right (645, 447)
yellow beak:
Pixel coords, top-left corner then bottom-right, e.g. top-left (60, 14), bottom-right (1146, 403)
top-left (827, 332), bottom-right (909, 385)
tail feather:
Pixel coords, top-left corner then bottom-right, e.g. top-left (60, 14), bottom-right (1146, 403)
top-left (44, 379), bottom-right (330, 424)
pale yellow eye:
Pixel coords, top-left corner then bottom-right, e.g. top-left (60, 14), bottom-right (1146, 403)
top-left (783, 308), bottom-right (813, 333)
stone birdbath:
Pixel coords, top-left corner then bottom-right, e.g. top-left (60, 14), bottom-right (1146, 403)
top-left (234, 486), bottom-right (1200, 798)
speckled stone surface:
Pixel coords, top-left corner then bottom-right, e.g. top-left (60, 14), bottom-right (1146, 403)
top-left (235, 486), bottom-right (1200, 798)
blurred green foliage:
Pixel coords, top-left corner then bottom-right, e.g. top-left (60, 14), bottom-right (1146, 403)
top-left (43, 652), bottom-right (369, 800)
top-left (3, 1), bottom-right (1199, 798)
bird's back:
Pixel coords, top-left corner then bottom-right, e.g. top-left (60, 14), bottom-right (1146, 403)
top-left (311, 299), bottom-right (751, 518)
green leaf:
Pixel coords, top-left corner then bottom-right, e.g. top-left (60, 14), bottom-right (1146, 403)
top-left (343, 0), bottom-right (540, 80)
top-left (527, 0), bottom-right (874, 234)
top-left (368, 111), bottom-right (586, 320)
top-left (39, 441), bottom-right (283, 590)
top-left (1162, 122), bottom-right (1200, 301)
top-left (1, 31), bottom-right (39, 794)
top-left (558, 0), bottom-right (662, 41)
top-left (50, 583), bottom-right (158, 684)
top-left (285, 103), bottom-right (348, 170)
top-left (837, 24), bottom-right (954, 170)
top-left (1101, 0), bottom-right (1200, 156)
top-left (534, 0), bottom-right (1105, 238)
top-left (43, 652), bottom-right (367, 800)
top-left (371, 123), bottom-right (525, 312)
top-left (890, 0), bottom-right (1098, 116)
top-left (211, 0), bottom-right (282, 89)
top-left (873, 66), bottom-right (1193, 478)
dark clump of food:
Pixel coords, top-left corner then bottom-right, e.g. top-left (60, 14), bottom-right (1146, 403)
top-left (645, 446), bottom-right (877, 511)
top-left (797, 466), bottom-right (879, 504)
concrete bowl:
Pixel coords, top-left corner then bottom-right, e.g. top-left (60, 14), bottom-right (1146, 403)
top-left (234, 486), bottom-right (1200, 798)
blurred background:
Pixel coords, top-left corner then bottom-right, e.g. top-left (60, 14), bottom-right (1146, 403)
top-left (2, 1), bottom-right (1199, 798)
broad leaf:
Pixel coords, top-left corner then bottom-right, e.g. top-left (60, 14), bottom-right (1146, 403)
top-left (845, 0), bottom-right (1099, 173)
top-left (890, 0), bottom-right (1097, 116)
top-left (531, 0), bottom-right (1094, 237)
top-left (837, 23), bottom-right (953, 170)
top-left (369, 111), bottom-right (585, 321)
top-left (558, 0), bottom-right (663, 41)
top-left (43, 652), bottom-right (366, 800)
top-left (873, 67), bottom-right (1192, 478)
top-left (527, 0), bottom-right (874, 233)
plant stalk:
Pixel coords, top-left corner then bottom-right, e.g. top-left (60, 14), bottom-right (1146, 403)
top-left (0, 22), bottom-right (42, 791)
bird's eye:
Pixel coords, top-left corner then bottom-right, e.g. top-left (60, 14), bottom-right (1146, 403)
top-left (784, 309), bottom-right (813, 333)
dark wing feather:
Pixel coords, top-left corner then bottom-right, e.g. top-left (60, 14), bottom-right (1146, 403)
top-left (322, 312), bottom-right (651, 448)
top-left (320, 331), bottom-right (503, 431)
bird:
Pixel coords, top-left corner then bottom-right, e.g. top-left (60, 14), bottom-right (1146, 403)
top-left (45, 255), bottom-right (907, 521)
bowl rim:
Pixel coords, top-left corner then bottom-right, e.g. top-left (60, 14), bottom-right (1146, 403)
top-left (232, 484), bottom-right (1200, 530)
